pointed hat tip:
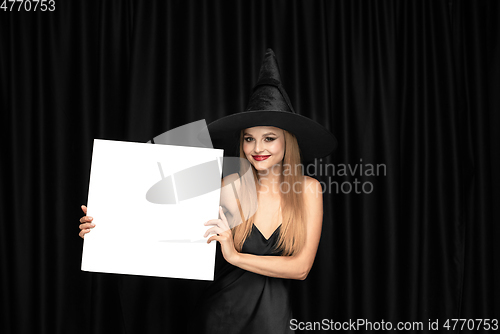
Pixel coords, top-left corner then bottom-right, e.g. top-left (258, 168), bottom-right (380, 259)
top-left (255, 48), bottom-right (281, 88)
top-left (245, 48), bottom-right (296, 113)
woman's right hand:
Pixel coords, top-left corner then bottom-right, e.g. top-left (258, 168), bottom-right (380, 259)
top-left (79, 205), bottom-right (95, 239)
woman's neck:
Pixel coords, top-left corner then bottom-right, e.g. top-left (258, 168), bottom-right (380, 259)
top-left (256, 166), bottom-right (282, 195)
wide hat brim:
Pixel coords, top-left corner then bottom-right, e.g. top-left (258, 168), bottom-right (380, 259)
top-left (206, 110), bottom-right (338, 162)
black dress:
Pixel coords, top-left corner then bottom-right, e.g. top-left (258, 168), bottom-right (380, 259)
top-left (189, 224), bottom-right (294, 334)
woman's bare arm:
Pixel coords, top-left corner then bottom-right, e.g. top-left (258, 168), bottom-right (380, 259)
top-left (227, 177), bottom-right (323, 280)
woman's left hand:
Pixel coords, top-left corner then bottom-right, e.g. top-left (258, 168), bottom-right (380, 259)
top-left (204, 206), bottom-right (239, 265)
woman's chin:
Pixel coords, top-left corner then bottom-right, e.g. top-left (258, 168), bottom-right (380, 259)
top-left (250, 160), bottom-right (269, 170)
top-left (253, 164), bottom-right (269, 171)
top-left (251, 160), bottom-right (282, 173)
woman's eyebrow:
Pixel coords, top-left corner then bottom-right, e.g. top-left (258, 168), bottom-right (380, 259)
top-left (243, 132), bottom-right (277, 136)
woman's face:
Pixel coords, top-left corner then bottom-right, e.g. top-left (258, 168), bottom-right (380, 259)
top-left (242, 126), bottom-right (285, 172)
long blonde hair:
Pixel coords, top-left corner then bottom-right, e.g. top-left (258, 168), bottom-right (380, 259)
top-left (231, 129), bottom-right (307, 256)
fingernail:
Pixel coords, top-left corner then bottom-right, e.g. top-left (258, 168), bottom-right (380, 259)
top-left (91, 224), bottom-right (95, 227)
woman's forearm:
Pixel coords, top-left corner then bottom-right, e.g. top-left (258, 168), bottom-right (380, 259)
top-left (231, 252), bottom-right (308, 280)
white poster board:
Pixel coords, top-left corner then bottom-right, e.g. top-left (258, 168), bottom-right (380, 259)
top-left (81, 139), bottom-right (223, 281)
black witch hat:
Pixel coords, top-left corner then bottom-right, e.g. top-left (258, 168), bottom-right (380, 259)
top-left (207, 49), bottom-right (337, 162)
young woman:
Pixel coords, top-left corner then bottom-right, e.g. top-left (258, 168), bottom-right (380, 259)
top-left (79, 49), bottom-right (337, 333)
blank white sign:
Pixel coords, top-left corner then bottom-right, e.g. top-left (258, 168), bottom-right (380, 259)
top-left (81, 139), bottom-right (223, 281)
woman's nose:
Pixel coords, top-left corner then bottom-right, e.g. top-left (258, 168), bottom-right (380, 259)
top-left (254, 140), bottom-right (264, 153)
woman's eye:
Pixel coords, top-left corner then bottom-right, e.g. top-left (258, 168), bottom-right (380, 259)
top-left (244, 137), bottom-right (275, 142)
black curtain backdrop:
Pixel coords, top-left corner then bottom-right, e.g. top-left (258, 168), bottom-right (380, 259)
top-left (1, 1), bottom-right (499, 333)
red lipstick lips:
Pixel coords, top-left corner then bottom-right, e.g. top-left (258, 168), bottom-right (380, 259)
top-left (252, 155), bottom-right (271, 161)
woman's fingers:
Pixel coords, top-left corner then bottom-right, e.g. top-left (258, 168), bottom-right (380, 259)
top-left (79, 229), bottom-right (91, 239)
top-left (79, 216), bottom-right (93, 224)
top-left (204, 218), bottom-right (220, 226)
top-left (203, 226), bottom-right (224, 238)
top-left (204, 207), bottom-right (233, 240)
top-left (206, 235), bottom-right (218, 244)
top-left (207, 234), bottom-right (228, 244)
top-left (218, 206), bottom-right (230, 230)
top-left (79, 223), bottom-right (92, 238)
top-left (79, 221), bottom-right (95, 238)
top-left (204, 219), bottom-right (230, 232)
top-left (79, 222), bottom-right (95, 230)
top-left (79, 206), bottom-right (94, 239)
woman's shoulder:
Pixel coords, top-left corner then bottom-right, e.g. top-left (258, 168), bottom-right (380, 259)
top-left (221, 172), bottom-right (242, 198)
top-left (303, 175), bottom-right (320, 187)
top-left (220, 173), bottom-right (244, 218)
top-left (222, 173), bottom-right (242, 189)
top-left (302, 176), bottom-right (322, 198)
